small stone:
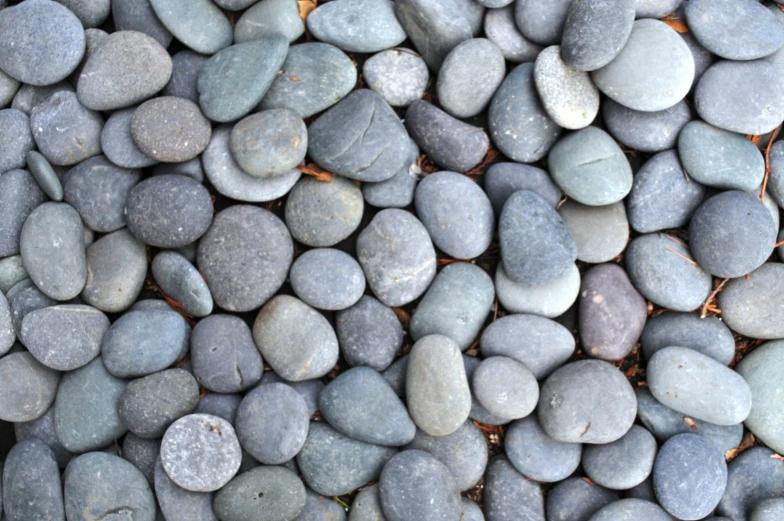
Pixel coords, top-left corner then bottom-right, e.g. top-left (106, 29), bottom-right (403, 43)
top-left (473, 356), bottom-right (538, 420)
top-left (14, 406), bottom-right (72, 469)
top-left (0, 169), bottom-right (46, 257)
top-left (437, 38), bottom-right (506, 118)
top-left (150, 0), bottom-right (231, 54)
top-left (234, 0), bottom-right (305, 44)
top-left (161, 50), bottom-right (207, 103)
top-left (214, 466), bottom-right (306, 521)
top-left (560, 0), bottom-right (635, 71)
top-left (130, 97), bottom-right (211, 163)
top-left (152, 251), bottom-right (212, 317)
top-left (394, 0), bottom-right (473, 70)
top-left (495, 262), bottom-right (580, 318)
top-left (546, 478), bottom-right (618, 521)
top-left (514, 0), bottom-right (572, 46)
top-left (0, 351), bottom-right (59, 422)
top-left (349, 485), bottom-right (385, 521)
top-left (0, 109), bottom-right (33, 174)
top-left (7, 279), bottom-right (55, 334)
top-left (230, 109), bottom-right (307, 177)
top-left (559, 200), bottom-right (628, 263)
top-left (590, 499), bottom-right (674, 521)
top-left (485, 162), bottom-right (561, 214)
top-left (0, 255), bottom-right (27, 294)
top-left (294, 489), bottom-right (347, 521)
top-left (641, 312), bottom-right (735, 366)
top-left (0, 69), bottom-right (20, 108)
top-left (718, 447), bottom-right (784, 521)
top-left (583, 425), bottom-right (657, 490)
top-left (0, 293), bottom-right (13, 356)
top-left (767, 141), bottom-right (784, 208)
top-left (11, 82), bottom-right (73, 115)
top-left (736, 340), bottom-right (784, 456)
top-left (462, 355), bottom-right (509, 427)
top-left (336, 295), bottom-right (403, 372)
top-left (533, 45), bottom-right (600, 129)
top-left (718, 263), bottom-right (784, 339)
top-left (112, 0), bottom-right (173, 48)
top-left (602, 98), bottom-right (691, 153)
top-left (307, 0), bottom-right (406, 53)
top-left (151, 156), bottom-right (204, 182)
top-left (484, 5), bottom-right (543, 63)
top-left (101, 108), bottom-right (158, 169)
top-left (122, 433), bottom-right (160, 483)
top-left (154, 457), bottom-right (216, 521)
top-left (259, 371), bottom-right (325, 418)
top-left (362, 138), bottom-right (420, 209)
top-left (81, 229), bottom-right (147, 312)
top-left (290, 248), bottom-right (365, 311)
top-left (30, 91), bottom-right (103, 166)
top-left (362, 49), bottom-right (428, 108)
top-left (194, 394), bottom-right (241, 426)
top-left (505, 415), bottom-right (582, 482)
top-left (483, 456), bottom-right (545, 521)
top-left (24, 150), bottom-right (61, 200)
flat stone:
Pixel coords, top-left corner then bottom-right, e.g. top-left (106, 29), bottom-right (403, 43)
top-left (290, 248), bottom-right (365, 311)
top-left (533, 45), bottom-right (600, 129)
top-left (336, 295), bottom-right (403, 372)
top-left (559, 200), bottom-right (628, 263)
top-left (0, 351), bottom-right (59, 422)
top-left (7, 279), bottom-right (55, 334)
top-left (198, 37), bottom-right (288, 123)
top-left (150, 0), bottom-right (231, 54)
top-left (437, 38), bottom-right (505, 118)
top-left (154, 457), bottom-right (217, 521)
top-left (362, 48), bottom-right (428, 108)
top-left (394, 0), bottom-right (473, 70)
top-left (485, 162), bottom-right (561, 215)
top-left (648, 346), bottom-right (752, 425)
top-left (489, 63), bottom-right (562, 163)
top-left (719, 263), bottom-right (784, 338)
top-left (603, 98), bottom-right (691, 153)
top-left (25, 150), bottom-right (61, 200)
top-left (14, 406), bottom-right (72, 469)
top-left (561, 0), bottom-right (635, 71)
top-left (0, 169), bottom-right (46, 257)
top-left (590, 499), bottom-right (674, 521)
top-left (30, 91), bottom-right (103, 166)
top-left (538, 359), bottom-right (637, 444)
top-left (112, 0), bottom-right (172, 48)
top-left (505, 415), bottom-right (582, 482)
top-left (151, 251), bottom-right (212, 317)
top-left (736, 341), bottom-right (784, 456)
top-left (473, 356), bottom-right (538, 420)
top-left (0, 0), bottom-right (85, 86)
top-left (81, 229), bottom-right (147, 312)
top-left (122, 433), bottom-right (160, 483)
top-left (583, 425), bottom-right (656, 490)
top-left (234, 0), bottom-right (305, 44)
top-left (236, 383), bottom-right (310, 464)
top-left (0, 255), bottom-right (27, 294)
top-left (495, 262), bottom-right (580, 318)
top-left (484, 5), bottom-right (543, 63)
top-left (362, 138), bottom-right (420, 209)
top-left (546, 478), bottom-right (618, 521)
top-left (514, 0), bottom-right (572, 45)
top-left (483, 456), bottom-right (545, 521)
top-left (0, 110), bottom-right (33, 174)
top-left (198, 205), bottom-right (293, 312)
top-left (101, 108), bottom-right (158, 169)
top-left (11, 81), bottom-right (73, 115)
top-left (230, 109), bottom-right (306, 177)
top-left (718, 447), bottom-right (784, 521)
top-left (191, 314), bottom-right (262, 393)
top-left (308, 0), bottom-right (406, 53)
top-left (641, 312), bottom-right (735, 366)
top-left (214, 466), bottom-right (306, 521)
top-left (130, 97), bottom-right (211, 163)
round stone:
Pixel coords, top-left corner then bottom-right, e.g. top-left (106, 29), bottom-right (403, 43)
top-left (363, 48), bottom-right (429, 107)
top-left (0, 169), bottom-right (46, 258)
top-left (641, 312), bottom-right (735, 366)
top-left (81, 229), bottom-right (147, 312)
top-left (307, 0), bottom-right (406, 53)
top-left (603, 98), bottom-right (692, 153)
top-left (336, 295), bottom-right (403, 372)
top-left (25, 150), bottom-right (62, 200)
top-left (583, 425), bottom-right (657, 490)
top-left (485, 162), bottom-right (561, 214)
top-left (495, 262), bottom-right (580, 318)
top-left (130, 97), bottom-right (211, 163)
top-left (0, 351), bottom-right (59, 422)
top-left (558, 200), bottom-right (629, 263)
top-left (234, 0), bottom-right (305, 44)
top-left (533, 45), bottom-right (600, 129)
top-left (150, 0), bottom-right (232, 55)
top-left (101, 108), bottom-right (158, 169)
top-left (0, 109), bottom-right (33, 173)
top-left (484, 5), bottom-right (543, 63)
top-left (290, 248), bottom-right (365, 311)
top-left (213, 466), bottom-right (307, 521)
top-left (505, 415), bottom-right (582, 482)
top-left (230, 109), bottom-right (307, 178)
top-left (719, 263), bottom-right (784, 339)
top-left (362, 138), bottom-right (420, 209)
top-left (736, 341), bottom-right (784, 456)
top-left (472, 356), bottom-right (538, 420)
top-left (30, 91), bottom-right (103, 166)
top-left (437, 38), bottom-right (506, 118)
top-left (546, 478), bottom-right (619, 521)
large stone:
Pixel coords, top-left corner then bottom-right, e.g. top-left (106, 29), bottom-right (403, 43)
top-left (437, 38), bottom-right (506, 118)
top-left (736, 341), bottom-right (784, 456)
top-left (560, 0), bottom-right (635, 71)
top-left (719, 263), bottom-right (784, 339)
top-left (641, 312), bottom-right (735, 366)
top-left (3, 438), bottom-right (64, 521)
top-left (230, 110), bottom-right (307, 179)
top-left (483, 456), bottom-right (545, 521)
top-left (484, 5), bottom-right (543, 63)
top-left (130, 97), bottom-right (211, 163)
top-left (30, 91), bottom-right (103, 166)
top-left (150, 0), bottom-right (232, 54)
top-left (234, 0), bottom-right (305, 44)
top-left (602, 98), bottom-right (691, 153)
top-left (213, 466), bottom-right (307, 521)
top-left (505, 415), bottom-right (582, 482)
top-left (81, 229), bottom-right (147, 312)
top-left (495, 262), bottom-right (580, 318)
top-left (473, 356), bottom-right (539, 420)
top-left (717, 447), bottom-right (784, 521)
top-left (0, 351), bottom-right (59, 422)
top-left (583, 425), bottom-right (657, 490)
top-left (394, 0), bottom-right (473, 70)
top-left (307, 0), bottom-right (406, 53)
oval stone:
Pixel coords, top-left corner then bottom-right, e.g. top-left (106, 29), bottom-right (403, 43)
top-left (437, 38), bottom-right (506, 118)
top-left (3, 438), bottom-right (64, 520)
top-left (150, 0), bottom-right (232, 55)
top-left (583, 425), bottom-right (657, 490)
top-left (546, 478), bottom-right (618, 521)
top-left (485, 162), bottom-right (561, 214)
top-left (718, 263), bottom-right (784, 339)
top-left (81, 229), bottom-right (147, 312)
top-left (495, 262), bottom-right (580, 318)
top-left (641, 312), bottom-right (735, 366)
top-left (559, 200), bottom-right (629, 263)
top-left (307, 0), bottom-right (406, 53)
top-left (561, 0), bottom-right (635, 72)
top-left (130, 97), bottom-right (211, 163)
top-left (0, 351), bottom-right (59, 422)
top-left (534, 45), bottom-right (600, 129)
top-left (514, 0), bottom-right (572, 46)
top-left (603, 98), bottom-right (691, 153)
top-left (394, 0), bottom-right (473, 70)
top-left (112, 0), bottom-right (172, 48)
top-left (736, 341), bottom-right (784, 456)
top-left (484, 456), bottom-right (545, 521)
top-left (505, 415), bottom-right (582, 482)
top-left (30, 91), bottom-right (103, 166)
top-left (336, 295), bottom-right (402, 372)
top-left (362, 48), bottom-right (429, 108)
top-left (230, 109), bottom-right (307, 178)
top-left (473, 356), bottom-right (539, 420)
top-left (213, 466), bottom-right (307, 521)
top-left (590, 499), bottom-right (675, 521)
top-left (484, 5), bottom-right (543, 63)
top-left (718, 447), bottom-right (784, 521)
top-left (0, 169), bottom-right (46, 257)
top-left (233, 0), bottom-right (304, 43)
top-left (152, 251), bottom-right (212, 317)
top-left (25, 150), bottom-right (62, 201)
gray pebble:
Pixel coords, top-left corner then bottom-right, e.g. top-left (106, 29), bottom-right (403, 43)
top-left (112, 0), bottom-right (173, 48)
top-left (534, 45), bottom-right (600, 129)
top-left (7, 279), bottom-right (55, 335)
top-left (0, 255), bottom-right (27, 294)
top-left (162, 50), bottom-right (207, 103)
top-left (736, 340), bottom-right (784, 457)
top-left (336, 295), bottom-right (403, 372)
top-left (641, 312), bottom-right (735, 366)
top-left (14, 406), bottom-right (73, 469)
top-left (589, 499), bottom-right (674, 521)
top-left (751, 499), bottom-right (784, 521)
top-left (214, 465), bottom-right (307, 521)
top-left (291, 248), bottom-right (365, 311)
top-left (583, 425), bottom-right (657, 490)
top-left (101, 108), bottom-right (158, 169)
top-left (505, 415), bottom-right (582, 482)
top-left (473, 356), bottom-right (538, 420)
top-left (150, 0), bottom-right (232, 55)
top-left (151, 156), bottom-right (204, 182)
top-left (348, 485), bottom-right (385, 521)
top-left (30, 91), bottom-right (103, 166)
top-left (483, 456), bottom-right (545, 521)
top-left (362, 49), bottom-right (428, 108)
top-left (259, 371), bottom-right (325, 419)
top-left (0, 69), bottom-right (19, 108)
top-left (514, 0), bottom-right (572, 46)
top-left (234, 0), bottom-right (305, 44)
top-left (484, 5), bottom-right (543, 63)
top-left (297, 489), bottom-right (348, 521)
top-left (485, 162), bottom-right (561, 214)
top-left (560, 0), bottom-right (635, 72)
top-left (382, 355), bottom-right (409, 398)
top-left (0, 109), bottom-right (33, 174)
top-left (602, 98), bottom-right (692, 153)
top-left (194, 393), bottom-right (241, 424)
top-left (152, 251), bottom-right (212, 317)
top-left (191, 314), bottom-right (262, 393)
top-left (559, 200), bottom-right (628, 263)
top-left (0, 351), bottom-right (59, 422)
top-left (362, 139), bottom-right (420, 209)
top-left (0, 291), bottom-right (13, 354)
top-left (462, 355), bottom-right (509, 427)
top-left (11, 81), bottom-right (73, 115)
top-left (25, 151), bottom-right (62, 200)
top-left (495, 262), bottom-right (580, 318)
top-left (718, 447), bottom-right (784, 521)
top-left (437, 38), bottom-right (506, 118)
top-left (154, 456), bottom-right (217, 521)
top-left (284, 175), bottom-right (363, 246)
top-left (546, 478), bottom-right (619, 521)
top-left (0, 169), bottom-right (46, 257)
top-left (122, 433), bottom-right (160, 483)
top-left (767, 141), bottom-right (784, 208)
top-left (308, 0), bottom-right (406, 53)
top-left (719, 263), bottom-right (784, 339)
top-left (230, 109), bottom-right (307, 178)
top-left (81, 229), bottom-right (147, 312)
top-left (394, 0), bottom-right (473, 70)
top-left (636, 0), bottom-right (683, 18)
top-left (130, 97), bottom-right (211, 163)
top-left (680, 30), bottom-right (715, 90)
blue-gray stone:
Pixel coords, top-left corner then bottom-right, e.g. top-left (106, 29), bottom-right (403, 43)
top-left (583, 425), bottom-right (657, 490)
top-left (751, 499), bottom-right (784, 521)
top-left (362, 139), bottom-right (420, 209)
top-left (767, 141), bottom-right (784, 208)
top-left (719, 263), bottom-right (784, 339)
top-left (14, 406), bottom-right (73, 469)
top-left (603, 98), bottom-right (691, 153)
top-left (150, 0), bottom-right (232, 55)
top-left (560, 0), bottom-right (634, 72)
top-left (152, 251), bottom-right (212, 317)
top-left (297, 489), bottom-right (347, 521)
top-left (514, 0), bottom-right (572, 46)
top-left (452, 0), bottom-right (486, 36)
top-left (191, 314), bottom-right (262, 393)
top-left (394, 0), bottom-right (473, 70)
top-left (122, 433), bottom-right (160, 483)
top-left (533, 45), bottom-right (600, 129)
top-left (559, 200), bottom-right (629, 263)
top-left (0, 169), bottom-right (46, 257)
top-left (718, 447), bottom-right (784, 521)
top-left (162, 50), bottom-right (207, 103)
top-left (462, 354), bottom-right (509, 427)
top-left (25, 151), bottom-right (61, 200)
top-left (81, 229), bottom-right (147, 312)
top-left (214, 465), bottom-right (307, 521)
top-left (30, 91), bottom-right (103, 166)
top-left (681, 30), bottom-right (715, 89)
top-left (495, 262), bottom-right (580, 318)
top-left (0, 109), bottom-right (32, 173)
top-left (101, 108), bottom-right (158, 169)
top-left (484, 5), bottom-right (543, 63)
top-left (483, 456), bottom-right (545, 521)
top-left (290, 248), bottom-right (365, 311)
top-left (641, 312), bottom-right (735, 366)
top-left (7, 279), bottom-right (55, 335)
top-left (485, 162), bottom-right (561, 214)
top-left (259, 371), bottom-right (324, 418)
top-left (234, 0), bottom-right (305, 44)
top-left (151, 156), bottom-right (204, 182)
top-left (636, 0), bottom-right (683, 18)
top-left (11, 82), bottom-right (73, 115)
top-left (437, 38), bottom-right (506, 118)
top-left (349, 484), bottom-right (385, 521)
top-left (154, 457), bottom-right (217, 521)
top-left (546, 478), bottom-right (618, 521)
top-left (589, 499), bottom-right (674, 521)
top-left (0, 69), bottom-right (19, 108)
top-left (130, 97), bottom-right (211, 163)
top-left (0, 351), bottom-right (59, 422)
top-left (736, 340), bottom-right (784, 455)
top-left (505, 415), bottom-right (582, 483)
top-left (308, 0), bottom-right (406, 53)
top-left (0, 255), bottom-right (26, 294)
top-left (194, 393), bottom-right (241, 425)
top-left (230, 109), bottom-right (307, 178)
top-left (382, 354), bottom-right (409, 398)
top-left (473, 356), bottom-right (538, 419)
top-left (362, 48), bottom-right (429, 108)
top-left (336, 295), bottom-right (403, 372)
top-left (112, 0), bottom-right (173, 48)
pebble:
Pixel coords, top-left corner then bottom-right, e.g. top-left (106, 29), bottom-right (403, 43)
top-left (336, 296), bottom-right (402, 372)
top-left (534, 45), bottom-right (600, 129)
top-left (198, 205), bottom-right (293, 312)
top-left (689, 191), bottom-right (776, 278)
top-left (394, 0), bottom-right (473, 70)
top-left (583, 425), bottom-right (657, 490)
top-left (768, 141), bottom-right (784, 208)
top-left (653, 433), bottom-right (728, 520)
top-left (736, 340), bottom-right (784, 455)
top-left (5, 440), bottom-right (65, 517)
top-left (484, 5), bottom-right (543, 63)
top-left (348, 484), bottom-right (385, 521)
top-left (308, 0), bottom-right (406, 53)
top-left (473, 356), bottom-right (539, 420)
top-left (405, 101), bottom-right (489, 173)
top-left (160, 53), bottom-right (205, 104)
top-left (406, 335), bottom-right (471, 437)
top-left (30, 91), bottom-right (103, 166)
top-left (235, 383), bottom-right (310, 464)
top-left (198, 37), bottom-right (289, 123)
top-left (680, 31), bottom-right (715, 88)
top-left (0, 169), bottom-right (46, 257)
top-left (191, 314), bottom-right (263, 393)
top-left (484, 162), bottom-right (562, 214)
top-left (561, 0), bottom-right (635, 72)
top-left (122, 433), bottom-right (160, 483)
top-left (151, 156), bottom-right (204, 182)
top-left (495, 262), bottom-right (580, 318)
top-left (150, 0), bottom-right (232, 54)
top-left (296, 489), bottom-right (348, 521)
top-left (11, 81), bottom-right (73, 115)
top-left (52, 0), bottom-right (107, 28)
top-left (194, 393), bottom-right (242, 425)
top-left (101, 309), bottom-right (188, 378)
top-left (234, 0), bottom-right (305, 44)
top-left (462, 355), bottom-right (509, 427)
top-left (559, 200), bottom-right (629, 263)
top-left (717, 447), bottom-right (784, 521)
top-left (592, 19), bottom-right (694, 112)
top-left (64, 155), bottom-right (142, 233)
top-left (291, 248), bottom-right (364, 310)
top-left (0, 255), bottom-right (27, 294)
top-left (752, 498), bottom-right (784, 521)
top-left (678, 120), bottom-right (765, 191)
top-left (81, 229), bottom-right (147, 312)
top-left (514, 0), bottom-right (572, 46)
top-left (437, 38), bottom-right (506, 118)
top-left (0, 69), bottom-right (20, 108)
top-left (20, 202), bottom-right (87, 301)
top-left (15, 410), bottom-right (73, 470)
top-left (546, 478), bottom-right (618, 521)
top-left (152, 254), bottom-right (212, 316)
top-left (154, 457), bottom-right (217, 521)
top-left (626, 150), bottom-right (706, 234)
top-left (233, 111), bottom-right (306, 180)
top-left (0, 0), bottom-right (85, 86)
top-left (63, 452), bottom-right (156, 521)
top-left (648, 346), bottom-right (752, 425)
top-left (589, 499), bottom-right (674, 521)
top-left (297, 422), bottom-right (397, 496)
top-left (362, 49), bottom-right (429, 108)
top-left (602, 98), bottom-right (692, 153)
top-left (20, 304), bottom-right (108, 371)
top-left (719, 263), bottom-right (784, 339)
top-left (253, 295), bottom-right (339, 381)
top-left (112, 0), bottom-right (173, 48)
top-left (130, 97), bottom-right (211, 163)
top-left (77, 30), bottom-right (172, 112)
top-left (7, 279), bottom-right (55, 334)
top-left (538, 359), bottom-right (637, 444)
top-left (488, 63), bottom-right (562, 163)
top-left (641, 312), bottom-right (736, 366)
top-left (25, 150), bottom-right (61, 200)
top-left (504, 415), bottom-right (582, 482)
top-left (53, 357), bottom-right (126, 452)
top-left (548, 126), bottom-right (632, 206)
top-left (0, 294), bottom-right (14, 356)
top-left (214, 465), bottom-right (306, 521)
top-left (0, 109), bottom-right (33, 173)
top-left (101, 108), bottom-right (159, 169)
top-left (0, 351), bottom-right (59, 423)
top-left (362, 139), bottom-right (420, 209)
top-left (483, 456), bottom-right (545, 521)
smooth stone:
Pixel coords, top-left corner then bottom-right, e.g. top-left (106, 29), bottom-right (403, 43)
top-left (253, 295), bottom-right (339, 382)
top-left (362, 49), bottom-right (428, 108)
top-left (7, 279), bottom-right (55, 334)
top-left (485, 162), bottom-right (561, 214)
top-left (308, 89), bottom-right (410, 182)
top-left (152, 251), bottom-right (212, 317)
top-left (751, 499), bottom-right (784, 521)
top-left (382, 355), bottom-right (408, 397)
top-left (624, 233), bottom-right (712, 311)
top-left (20, 304), bottom-right (108, 371)
top-left (154, 457), bottom-right (217, 521)
top-left (151, 157), bottom-right (204, 181)
top-left (54, 357), bottom-right (126, 452)
top-left (14, 406), bottom-right (73, 469)
top-left (636, 0), bottom-right (683, 18)
top-left (349, 485), bottom-right (385, 521)
top-left (0, 351), bottom-right (59, 422)
top-left (81, 229), bottom-right (147, 312)
top-left (533, 45), bottom-right (600, 129)
top-left (548, 126), bottom-right (632, 206)
top-left (437, 38), bottom-right (506, 118)
top-left (559, 201), bottom-right (628, 263)
top-left (626, 149), bottom-right (706, 233)
top-left (0, 169), bottom-right (46, 257)
top-left (362, 139), bottom-right (420, 208)
top-left (30, 91), bottom-right (103, 166)
top-left (198, 37), bottom-right (289, 123)
top-left (234, 0), bottom-right (305, 44)
top-left (77, 30), bottom-right (172, 111)
top-left (592, 19), bottom-right (694, 111)
top-left (191, 314), bottom-right (262, 393)
top-left (719, 263), bottom-right (784, 338)
top-left (496, 262), bottom-right (580, 318)
top-left (11, 82), bottom-right (73, 115)
top-left (259, 370), bottom-right (325, 419)
top-left (162, 50), bottom-right (207, 103)
top-left (64, 453), bottom-right (155, 521)
top-left (695, 59), bottom-right (784, 135)
top-left (767, 141), bottom-right (784, 208)
top-left (25, 151), bottom-right (62, 200)
top-left (484, 5), bottom-right (543, 63)
top-left (500, 190), bottom-right (577, 285)
top-left (561, 0), bottom-right (635, 71)
top-left (357, 209), bottom-right (436, 307)
top-left (653, 433), bottom-right (727, 520)
top-left (514, 0), bottom-right (572, 45)
top-left (681, 30), bottom-right (716, 88)
top-left (198, 205), bottom-right (293, 312)
top-left (603, 98), bottom-right (691, 153)
top-left (20, 202), bottom-right (87, 301)
top-left (112, 0), bottom-right (173, 48)
top-left (68, 27), bottom-right (107, 85)
top-left (214, 466), bottom-right (306, 521)
top-left (394, 0), bottom-right (473, 70)
top-left (484, 456), bottom-right (545, 521)
top-left (539, 359), bottom-right (637, 444)
top-left (648, 346), bottom-right (752, 425)
top-left (122, 433), bottom-right (160, 483)
top-left (236, 383), bottom-right (310, 464)
top-left (583, 425), bottom-right (656, 490)
top-left (150, 0), bottom-right (231, 54)
top-left (194, 393), bottom-right (241, 425)
top-left (0, 69), bottom-right (20, 108)
top-left (230, 109), bottom-right (306, 178)
top-left (294, 489), bottom-right (347, 521)
top-left (488, 63), bottom-right (562, 163)
top-left (0, 294), bottom-right (13, 355)
top-left (286, 176), bottom-right (363, 246)
top-left (64, 155), bottom-right (142, 233)
top-left (297, 422), bottom-right (396, 496)
top-left (547, 478), bottom-right (619, 521)
top-left (0, 255), bottom-right (26, 294)
top-left (101, 309), bottom-right (188, 378)
top-left (717, 447), bottom-right (784, 521)
top-left (736, 341), bottom-right (784, 456)
top-left (461, 500), bottom-right (484, 521)
top-left (130, 97), bottom-right (211, 163)
top-left (589, 499), bottom-right (674, 521)
top-left (0, 0), bottom-right (85, 86)
top-left (260, 43), bottom-right (355, 118)
top-left (689, 191), bottom-right (776, 278)
top-left (336, 296), bottom-right (403, 372)
top-left (505, 415), bottom-right (582, 482)
top-left (473, 356), bottom-right (538, 420)
top-left (641, 312), bottom-right (735, 366)
top-left (406, 335), bottom-right (471, 437)
top-left (101, 108), bottom-right (158, 169)
top-left (308, 0), bottom-right (406, 53)
top-left (462, 355), bottom-right (509, 426)
top-left (451, 0), bottom-right (487, 38)
top-left (290, 248), bottom-right (364, 311)
top-left (0, 110), bottom-right (33, 174)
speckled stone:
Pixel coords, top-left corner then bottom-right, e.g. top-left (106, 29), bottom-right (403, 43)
top-left (751, 499), bottom-right (784, 521)
top-left (483, 456), bottom-right (545, 521)
top-left (641, 312), bottom-right (735, 366)
top-left (214, 466), bottom-right (306, 521)
top-left (154, 457), bottom-right (217, 521)
top-left (348, 484), bottom-right (385, 521)
top-left (362, 49), bottom-right (428, 108)
top-left (81, 229), bottom-right (147, 312)
top-left (484, 5), bottom-right (543, 63)
top-left (589, 499), bottom-right (674, 521)
top-left (25, 150), bottom-right (61, 200)
top-left (485, 162), bottom-right (561, 214)
top-left (560, 0), bottom-right (635, 72)
top-left (0, 256), bottom-right (26, 294)
top-left (150, 0), bottom-right (232, 55)
top-left (30, 91), bottom-right (103, 166)
top-left (583, 425), bottom-right (656, 490)
top-left (290, 248), bottom-right (365, 311)
top-left (0, 110), bottom-right (34, 174)
top-left (230, 109), bottom-right (306, 178)
top-left (394, 0), bottom-right (473, 70)
top-left (533, 45), bottom-right (600, 129)
top-left (495, 262), bottom-right (580, 318)
top-left (112, 0), bottom-right (173, 48)
top-left (378, 454), bottom-right (461, 521)
top-left (307, 0), bottom-right (406, 53)
top-left (122, 433), bottom-right (160, 483)
top-left (101, 108), bottom-right (158, 169)
top-left (14, 406), bottom-right (73, 469)
top-left (717, 447), bottom-right (784, 521)
top-left (603, 98), bottom-right (691, 153)
top-left (437, 38), bottom-right (506, 118)
top-left (462, 355), bottom-right (508, 427)
top-left (505, 415), bottom-right (582, 482)
top-left (130, 97), bottom-right (211, 163)
top-left (559, 200), bottom-right (628, 263)
top-left (152, 251), bottom-right (212, 317)
top-left (736, 341), bottom-right (784, 456)
top-left (234, 0), bottom-right (305, 44)
top-left (7, 279), bottom-right (55, 335)
top-left (336, 295), bottom-right (403, 372)
top-left (546, 478), bottom-right (618, 521)
top-left (514, 0), bottom-right (572, 46)
top-left (473, 356), bottom-right (538, 420)
top-left (191, 314), bottom-right (262, 393)
top-left (0, 169), bottom-right (46, 258)
top-left (151, 156), bottom-right (204, 182)
top-left (293, 489), bottom-right (347, 521)
top-left (0, 351), bottom-right (59, 422)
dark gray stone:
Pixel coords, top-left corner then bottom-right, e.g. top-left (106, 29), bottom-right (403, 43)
top-left (0, 255), bottom-right (26, 294)
top-left (561, 0), bottom-right (635, 71)
top-left (234, 0), bottom-right (305, 44)
top-left (0, 109), bottom-right (33, 174)
top-left (383, 354), bottom-right (409, 398)
top-left (589, 499), bottom-right (674, 521)
top-left (214, 465), bottom-right (307, 521)
top-left (151, 156), bottom-right (204, 182)
top-left (297, 421), bottom-right (397, 496)
top-left (150, 0), bottom-right (232, 55)
top-left (30, 91), bottom-right (103, 166)
top-left (130, 97), bottom-right (211, 163)
top-left (152, 251), bottom-right (212, 317)
top-left (25, 151), bottom-right (62, 200)
top-left (54, 357), bottom-right (126, 452)
top-left (437, 38), bottom-right (505, 118)
top-left (362, 48), bottom-right (428, 108)
top-left (483, 456), bottom-right (545, 521)
top-left (349, 484), bottom-right (385, 521)
top-left (484, 5), bottom-right (543, 63)
top-left (737, 340), bottom-right (784, 456)
top-left (499, 190), bottom-right (577, 285)
top-left (7, 279), bottom-right (55, 335)
top-left (191, 314), bottom-right (262, 393)
top-left (101, 108), bottom-right (158, 169)
top-left (236, 382), bottom-right (310, 464)
top-left (229, 109), bottom-right (306, 178)
top-left (154, 457), bottom-right (217, 521)
top-left (533, 45), bottom-right (600, 129)
top-left (336, 295), bottom-right (403, 372)
top-left (514, 0), bottom-right (571, 46)
top-left (362, 138), bottom-right (420, 208)
top-left (285, 175), bottom-right (363, 247)
top-left (603, 98), bottom-right (691, 153)
top-left (719, 263), bottom-right (784, 339)
top-left (546, 478), bottom-right (618, 521)
top-left (718, 447), bottom-right (784, 521)
top-left (11, 82), bottom-right (73, 115)
top-left (0, 0), bottom-right (85, 86)
top-left (394, 0), bottom-right (473, 70)
top-left (0, 169), bottom-right (46, 257)
top-left (198, 205), bottom-right (293, 312)
top-left (495, 262), bottom-right (580, 318)
top-left (122, 433), bottom-right (160, 483)
top-left (112, 0), bottom-right (173, 48)
top-left (0, 351), bottom-right (59, 423)
top-left (198, 37), bottom-right (289, 123)
top-left (162, 50), bottom-right (207, 103)
top-left (308, 0), bottom-right (406, 53)
top-left (473, 356), bottom-right (538, 420)
top-left (81, 229), bottom-right (147, 312)
top-left (194, 393), bottom-right (241, 424)
top-left (14, 406), bottom-right (73, 469)
top-left (505, 415), bottom-right (582, 482)
top-left (583, 425), bottom-right (656, 490)
top-left (485, 162), bottom-right (561, 215)
top-left (259, 371), bottom-right (324, 419)
top-left (641, 312), bottom-right (735, 366)
top-left (559, 200), bottom-right (628, 263)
